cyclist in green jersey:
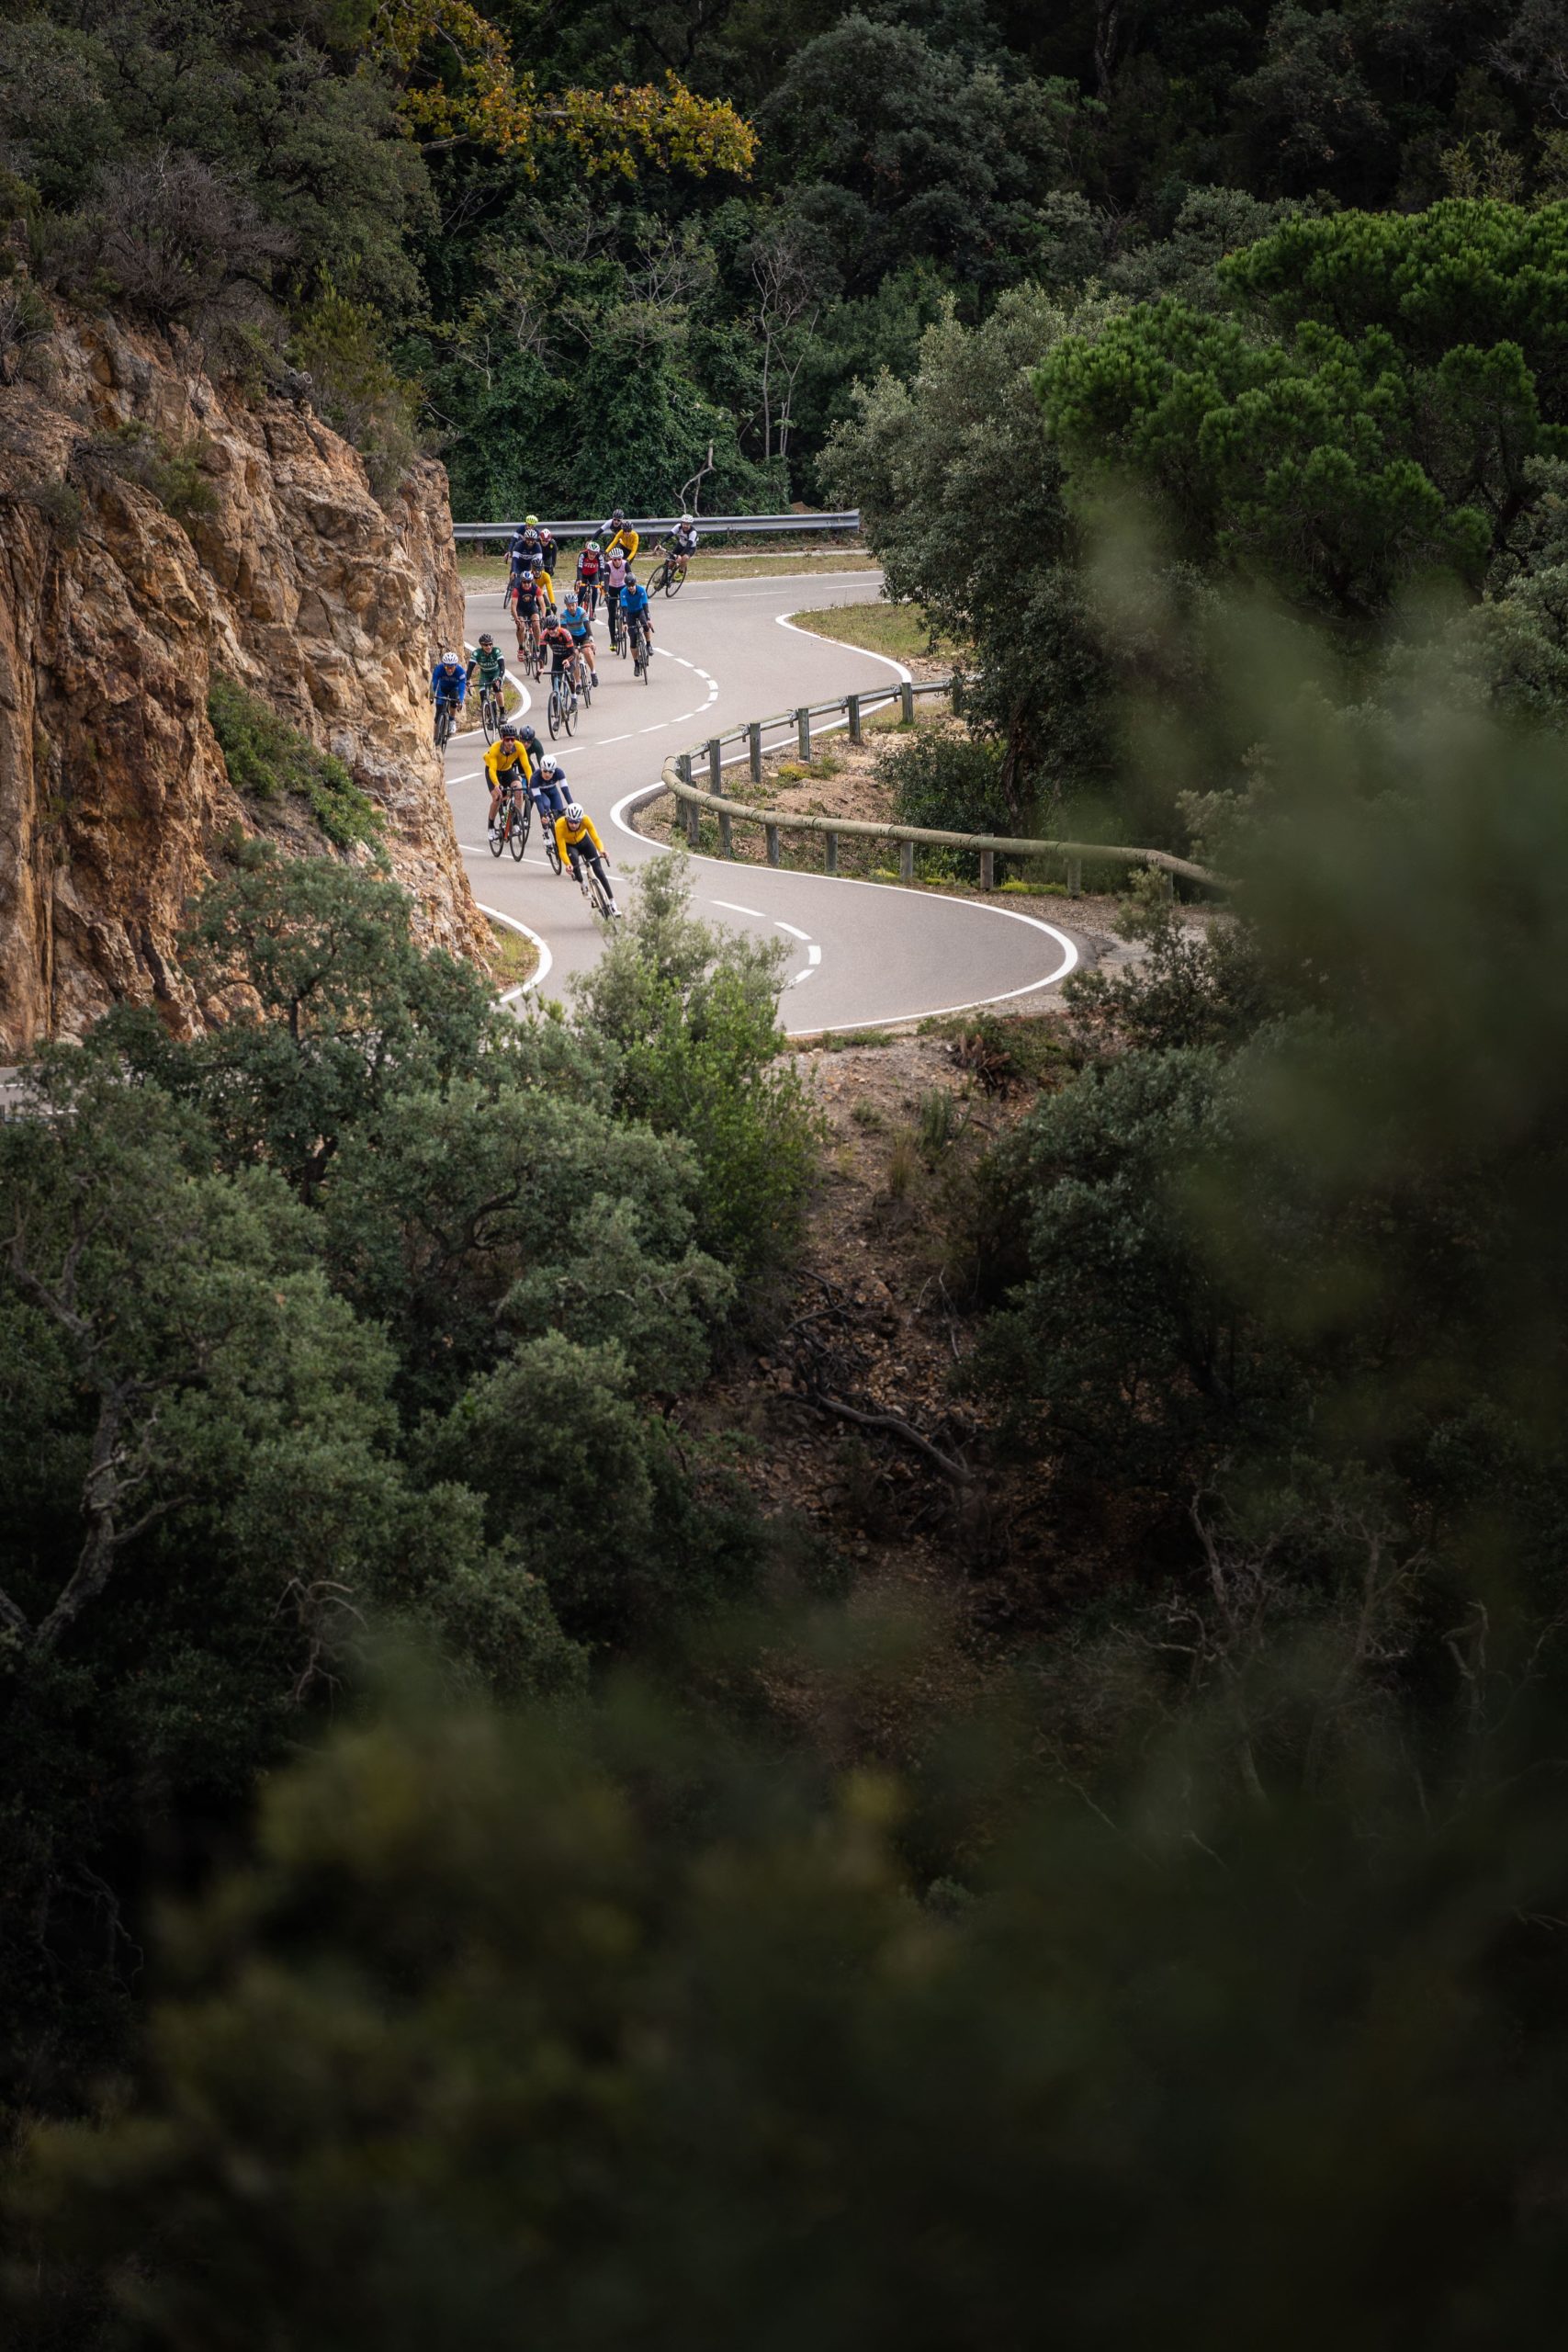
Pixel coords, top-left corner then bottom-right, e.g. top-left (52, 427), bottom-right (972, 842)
top-left (466, 633), bottom-right (508, 702)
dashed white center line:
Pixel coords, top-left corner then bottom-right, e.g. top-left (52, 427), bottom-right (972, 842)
top-left (792, 966), bottom-right (817, 986)
top-left (808, 944), bottom-right (822, 965)
top-left (711, 899), bottom-right (767, 919)
top-left (774, 920), bottom-right (810, 941)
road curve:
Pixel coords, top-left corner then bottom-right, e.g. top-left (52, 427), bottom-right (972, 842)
top-left (446, 571), bottom-right (1086, 1033)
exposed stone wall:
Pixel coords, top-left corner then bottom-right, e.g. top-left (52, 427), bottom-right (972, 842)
top-left (0, 299), bottom-right (484, 1055)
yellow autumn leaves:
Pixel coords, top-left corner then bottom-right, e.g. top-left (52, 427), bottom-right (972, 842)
top-left (370, 0), bottom-right (756, 176)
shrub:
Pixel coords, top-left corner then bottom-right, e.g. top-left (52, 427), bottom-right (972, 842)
top-left (290, 285), bottom-right (420, 503)
top-left (9, 472), bottom-right (81, 540)
top-left (63, 151), bottom-right (290, 361)
top-left (878, 728), bottom-right (1016, 879)
top-left (207, 673), bottom-right (378, 850)
top-left (83, 422), bottom-right (217, 526)
top-left (573, 855), bottom-right (822, 1278)
top-left (0, 275), bottom-right (52, 386)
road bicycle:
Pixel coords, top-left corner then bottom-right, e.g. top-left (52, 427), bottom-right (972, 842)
top-left (572, 648), bottom-right (594, 707)
top-left (649, 550), bottom-right (688, 598)
top-left (434, 694), bottom-right (459, 750)
top-left (489, 786), bottom-right (530, 860)
top-left (514, 613), bottom-right (544, 674)
top-left (628, 619), bottom-right (651, 683)
top-left (573, 853), bottom-right (620, 920)
top-left (539, 799), bottom-right (563, 874)
top-left (578, 577), bottom-right (600, 620)
top-left (546, 665), bottom-right (578, 739)
top-left (478, 681), bottom-right (503, 743)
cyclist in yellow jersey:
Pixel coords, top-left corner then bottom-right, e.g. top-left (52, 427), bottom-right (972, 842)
top-left (553, 798), bottom-right (617, 912)
top-left (484, 722), bottom-right (540, 841)
top-left (600, 505), bottom-right (639, 564)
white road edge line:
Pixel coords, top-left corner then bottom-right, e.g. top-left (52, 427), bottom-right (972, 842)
top-left (474, 900), bottom-right (551, 1001)
top-left (773, 608), bottom-right (912, 684)
top-left (606, 781), bottom-right (1080, 1028)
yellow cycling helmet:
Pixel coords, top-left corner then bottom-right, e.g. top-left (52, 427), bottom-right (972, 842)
top-left (525, 514), bottom-right (539, 527)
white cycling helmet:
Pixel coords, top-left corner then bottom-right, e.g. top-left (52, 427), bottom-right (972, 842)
top-left (681, 513), bottom-right (694, 526)
top-left (565, 799), bottom-right (583, 824)
top-left (442, 649), bottom-right (459, 662)
top-left (586, 538), bottom-right (601, 552)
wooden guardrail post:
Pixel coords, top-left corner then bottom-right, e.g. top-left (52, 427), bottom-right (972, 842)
top-left (825, 831), bottom-right (838, 875)
top-left (846, 694), bottom-right (862, 744)
top-left (979, 848), bottom-right (995, 891)
top-left (676, 754), bottom-right (697, 845)
top-left (899, 840), bottom-right (915, 883)
top-left (749, 721), bottom-right (762, 783)
top-left (765, 822), bottom-right (781, 867)
top-left (707, 740), bottom-right (732, 857)
top-left (899, 680), bottom-right (915, 724)
top-left (796, 707), bottom-right (812, 760)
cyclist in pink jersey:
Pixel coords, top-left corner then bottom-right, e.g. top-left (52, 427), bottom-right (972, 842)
top-left (604, 547), bottom-right (629, 649)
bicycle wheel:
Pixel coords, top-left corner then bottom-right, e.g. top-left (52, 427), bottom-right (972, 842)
top-left (435, 704), bottom-right (452, 750)
top-left (564, 687), bottom-right (577, 737)
top-left (489, 808), bottom-right (503, 857)
top-left (509, 797), bottom-right (527, 859)
top-left (588, 863), bottom-right (619, 920)
top-left (665, 562), bottom-right (686, 599)
top-left (547, 683), bottom-right (561, 740)
top-left (544, 819), bottom-right (562, 876)
top-left (481, 690), bottom-right (497, 745)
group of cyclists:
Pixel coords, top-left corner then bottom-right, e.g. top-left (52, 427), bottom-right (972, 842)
top-left (428, 506), bottom-right (704, 922)
top-left (482, 718), bottom-right (617, 917)
top-left (503, 506), bottom-right (699, 676)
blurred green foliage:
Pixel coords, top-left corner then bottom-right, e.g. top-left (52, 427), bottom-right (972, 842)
top-left (13, 1667), bottom-right (1568, 2347)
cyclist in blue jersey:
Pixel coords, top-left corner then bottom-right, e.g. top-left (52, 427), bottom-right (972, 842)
top-left (619, 570), bottom-right (653, 662)
top-left (530, 753), bottom-right (570, 826)
top-left (430, 649), bottom-right (467, 737)
top-left (558, 589), bottom-right (596, 683)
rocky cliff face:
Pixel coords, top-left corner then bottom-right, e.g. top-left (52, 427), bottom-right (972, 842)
top-left (0, 297), bottom-right (485, 1056)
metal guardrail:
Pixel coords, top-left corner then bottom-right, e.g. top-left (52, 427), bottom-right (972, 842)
top-left (650, 676), bottom-right (1222, 895)
top-left (453, 510), bottom-right (862, 543)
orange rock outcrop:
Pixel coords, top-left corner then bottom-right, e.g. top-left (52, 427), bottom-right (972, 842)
top-left (0, 299), bottom-right (485, 1054)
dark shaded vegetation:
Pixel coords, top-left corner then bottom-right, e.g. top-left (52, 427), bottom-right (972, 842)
top-left (0, 850), bottom-right (815, 2133)
top-left (13, 4), bottom-right (1568, 2340)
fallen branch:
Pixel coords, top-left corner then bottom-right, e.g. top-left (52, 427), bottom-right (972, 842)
top-left (782, 1388), bottom-right (971, 1483)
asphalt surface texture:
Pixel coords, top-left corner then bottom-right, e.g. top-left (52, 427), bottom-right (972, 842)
top-left (447, 571), bottom-right (1085, 1033)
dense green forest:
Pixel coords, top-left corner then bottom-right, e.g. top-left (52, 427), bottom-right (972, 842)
top-left (13, 1), bottom-right (1568, 514)
top-left (13, 0), bottom-right (1568, 2339)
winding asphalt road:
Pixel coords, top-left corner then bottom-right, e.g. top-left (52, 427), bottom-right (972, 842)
top-left (446, 571), bottom-right (1084, 1032)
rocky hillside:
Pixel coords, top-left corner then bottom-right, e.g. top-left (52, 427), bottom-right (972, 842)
top-left (0, 293), bottom-right (485, 1056)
